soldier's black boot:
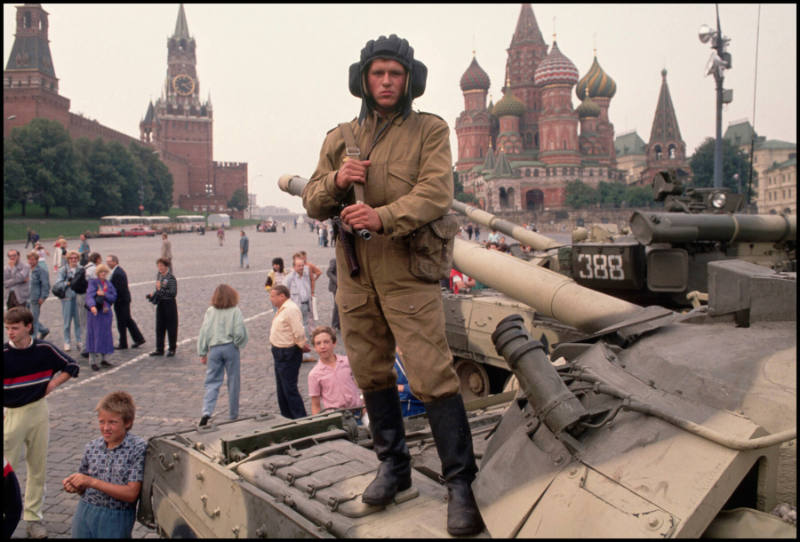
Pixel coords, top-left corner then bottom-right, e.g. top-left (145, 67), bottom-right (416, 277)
top-left (426, 393), bottom-right (485, 536)
top-left (361, 387), bottom-right (412, 506)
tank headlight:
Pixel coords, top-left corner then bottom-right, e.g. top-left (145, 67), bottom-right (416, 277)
top-left (710, 192), bottom-right (727, 209)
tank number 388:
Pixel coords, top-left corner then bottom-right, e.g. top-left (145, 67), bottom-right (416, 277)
top-left (576, 253), bottom-right (626, 280)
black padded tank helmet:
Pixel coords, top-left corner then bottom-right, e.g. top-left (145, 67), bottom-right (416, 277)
top-left (348, 34), bottom-right (428, 123)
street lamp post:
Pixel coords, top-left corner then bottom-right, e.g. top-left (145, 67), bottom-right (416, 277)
top-left (699, 4), bottom-right (733, 189)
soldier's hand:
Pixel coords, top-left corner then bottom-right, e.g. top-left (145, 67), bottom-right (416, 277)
top-left (335, 158), bottom-right (371, 190)
top-left (341, 203), bottom-right (383, 233)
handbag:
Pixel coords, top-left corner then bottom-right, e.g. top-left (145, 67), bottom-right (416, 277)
top-left (52, 280), bottom-right (68, 299)
top-left (7, 290), bottom-right (24, 309)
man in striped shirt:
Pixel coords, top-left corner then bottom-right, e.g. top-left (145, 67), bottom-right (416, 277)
top-left (4, 306), bottom-right (79, 538)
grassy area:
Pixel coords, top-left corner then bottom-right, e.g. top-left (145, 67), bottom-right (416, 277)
top-left (4, 219), bottom-right (100, 242)
top-left (231, 219), bottom-right (260, 228)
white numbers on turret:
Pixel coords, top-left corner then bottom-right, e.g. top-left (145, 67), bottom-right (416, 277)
top-left (577, 253), bottom-right (625, 281)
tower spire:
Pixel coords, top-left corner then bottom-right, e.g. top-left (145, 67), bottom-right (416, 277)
top-left (511, 3), bottom-right (545, 46)
top-left (173, 4), bottom-right (190, 39)
top-left (648, 69), bottom-right (684, 145)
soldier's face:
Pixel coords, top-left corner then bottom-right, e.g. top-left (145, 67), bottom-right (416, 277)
top-left (367, 58), bottom-right (406, 114)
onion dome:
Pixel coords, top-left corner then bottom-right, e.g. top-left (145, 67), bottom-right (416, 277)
top-left (460, 55), bottom-right (491, 91)
top-left (534, 41), bottom-right (579, 87)
top-left (576, 55), bottom-right (617, 100)
top-left (576, 96), bottom-right (600, 118)
top-left (492, 90), bottom-right (525, 117)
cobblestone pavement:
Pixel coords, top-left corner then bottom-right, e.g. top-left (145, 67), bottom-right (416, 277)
top-left (4, 224), bottom-right (340, 538)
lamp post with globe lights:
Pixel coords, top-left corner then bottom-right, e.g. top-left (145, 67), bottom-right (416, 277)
top-left (698, 4), bottom-right (733, 189)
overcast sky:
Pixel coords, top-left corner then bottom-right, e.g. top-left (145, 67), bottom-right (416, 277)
top-left (4, 3), bottom-right (796, 213)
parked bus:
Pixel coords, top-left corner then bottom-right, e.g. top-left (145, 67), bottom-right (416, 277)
top-left (98, 215), bottom-right (147, 236)
top-left (174, 215), bottom-right (206, 232)
top-left (207, 213), bottom-right (231, 229)
top-left (144, 216), bottom-right (172, 233)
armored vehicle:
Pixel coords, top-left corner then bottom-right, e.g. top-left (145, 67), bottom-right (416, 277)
top-left (135, 175), bottom-right (795, 538)
top-left (453, 171), bottom-right (796, 309)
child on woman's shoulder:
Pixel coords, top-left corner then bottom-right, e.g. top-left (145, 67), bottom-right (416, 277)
top-left (63, 391), bottom-right (146, 539)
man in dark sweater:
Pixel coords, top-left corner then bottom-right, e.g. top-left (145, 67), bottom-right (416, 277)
top-left (3, 307), bottom-right (80, 539)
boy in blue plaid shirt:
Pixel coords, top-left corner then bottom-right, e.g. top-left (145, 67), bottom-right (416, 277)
top-left (63, 391), bottom-right (146, 538)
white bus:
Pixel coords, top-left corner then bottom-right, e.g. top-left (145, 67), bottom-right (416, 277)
top-left (98, 216), bottom-right (147, 236)
top-left (174, 215), bottom-right (206, 232)
top-left (144, 216), bottom-right (171, 233)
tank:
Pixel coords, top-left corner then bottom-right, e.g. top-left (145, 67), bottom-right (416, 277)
top-left (135, 175), bottom-right (796, 538)
top-left (453, 171), bottom-right (796, 309)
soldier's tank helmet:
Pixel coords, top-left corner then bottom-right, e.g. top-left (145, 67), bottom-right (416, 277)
top-left (349, 34), bottom-right (428, 123)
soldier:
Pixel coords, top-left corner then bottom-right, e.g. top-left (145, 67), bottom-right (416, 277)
top-left (302, 34), bottom-right (483, 535)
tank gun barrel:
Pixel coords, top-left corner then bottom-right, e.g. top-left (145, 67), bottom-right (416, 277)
top-left (450, 200), bottom-right (563, 250)
top-left (630, 211), bottom-right (796, 245)
top-left (279, 174), bottom-right (645, 335)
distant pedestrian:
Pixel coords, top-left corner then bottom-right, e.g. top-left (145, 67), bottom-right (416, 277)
top-left (4, 306), bottom-right (79, 539)
top-left (34, 242), bottom-right (48, 262)
top-left (147, 258), bottom-right (178, 357)
top-left (52, 237), bottom-right (67, 273)
top-left (264, 257), bottom-right (285, 292)
top-left (31, 231), bottom-right (40, 246)
top-left (268, 284), bottom-right (309, 419)
top-left (217, 228), bottom-right (225, 247)
top-left (78, 234), bottom-right (90, 266)
top-left (474, 225), bottom-right (480, 241)
top-left (197, 284), bottom-right (249, 426)
top-left (24, 228), bottom-right (34, 249)
top-left (84, 264), bottom-right (117, 371)
top-left (56, 251), bottom-right (82, 352)
top-left (160, 233), bottom-right (173, 273)
top-left (466, 223), bottom-right (473, 241)
top-left (26, 251), bottom-right (50, 341)
top-left (321, 223), bottom-right (329, 247)
top-left (63, 391), bottom-right (146, 539)
top-left (4, 249), bottom-right (30, 310)
top-left (239, 230), bottom-right (249, 269)
top-left (106, 255), bottom-right (145, 350)
top-left (326, 257), bottom-right (339, 331)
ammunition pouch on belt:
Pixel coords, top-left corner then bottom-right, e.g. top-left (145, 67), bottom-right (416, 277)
top-left (407, 214), bottom-right (459, 282)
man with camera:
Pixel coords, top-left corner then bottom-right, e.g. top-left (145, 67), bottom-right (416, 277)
top-left (302, 34), bottom-right (483, 536)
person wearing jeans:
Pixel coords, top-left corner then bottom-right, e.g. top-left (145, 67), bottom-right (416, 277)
top-left (196, 284), bottom-right (248, 426)
top-left (57, 251), bottom-right (82, 351)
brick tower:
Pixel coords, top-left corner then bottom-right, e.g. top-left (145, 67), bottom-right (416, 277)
top-left (642, 69), bottom-right (689, 185)
top-left (140, 4), bottom-right (215, 208)
top-left (455, 54), bottom-right (492, 172)
top-left (3, 3), bottom-right (70, 138)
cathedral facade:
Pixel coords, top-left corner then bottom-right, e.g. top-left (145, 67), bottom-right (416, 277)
top-left (455, 4), bottom-right (625, 212)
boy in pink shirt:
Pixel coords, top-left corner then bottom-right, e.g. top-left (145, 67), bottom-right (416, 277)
top-left (307, 326), bottom-right (364, 415)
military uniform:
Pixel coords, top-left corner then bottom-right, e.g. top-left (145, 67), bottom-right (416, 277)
top-left (303, 109), bottom-right (459, 402)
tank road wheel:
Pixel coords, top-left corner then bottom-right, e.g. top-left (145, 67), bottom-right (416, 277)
top-left (454, 359), bottom-right (490, 402)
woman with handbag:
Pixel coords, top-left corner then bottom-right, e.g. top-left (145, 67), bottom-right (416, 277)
top-left (84, 264), bottom-right (117, 371)
top-left (147, 258), bottom-right (178, 357)
top-left (55, 250), bottom-right (83, 352)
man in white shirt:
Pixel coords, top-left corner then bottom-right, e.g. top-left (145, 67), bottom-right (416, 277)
top-left (268, 285), bottom-right (310, 419)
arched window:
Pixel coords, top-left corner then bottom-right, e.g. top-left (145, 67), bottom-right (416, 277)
top-left (23, 11), bottom-right (31, 28)
top-left (668, 144), bottom-right (676, 159)
top-left (534, 132), bottom-right (539, 147)
top-left (654, 145), bottom-right (662, 161)
top-left (534, 169), bottom-right (538, 177)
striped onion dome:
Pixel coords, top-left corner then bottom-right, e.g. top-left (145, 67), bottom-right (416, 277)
top-left (534, 41), bottom-right (579, 87)
top-left (576, 96), bottom-right (601, 118)
top-left (460, 56), bottom-right (491, 91)
top-left (492, 90), bottom-right (526, 117)
top-left (576, 55), bottom-right (617, 100)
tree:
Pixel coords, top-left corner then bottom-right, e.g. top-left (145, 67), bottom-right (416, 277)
top-left (597, 181), bottom-right (626, 208)
top-left (565, 179), bottom-right (599, 209)
top-left (4, 119), bottom-right (82, 216)
top-left (689, 137), bottom-right (755, 192)
top-left (227, 187), bottom-right (249, 211)
top-left (625, 185), bottom-right (655, 208)
top-left (129, 142), bottom-right (172, 213)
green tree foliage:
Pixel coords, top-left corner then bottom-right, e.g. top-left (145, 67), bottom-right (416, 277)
top-left (4, 119), bottom-right (84, 217)
top-left (227, 187), bottom-right (249, 211)
top-left (4, 120), bottom-right (174, 218)
top-left (689, 137), bottom-right (755, 192)
top-left (566, 179), bottom-right (656, 209)
top-left (565, 180), bottom-right (599, 209)
top-left (453, 168), bottom-right (477, 203)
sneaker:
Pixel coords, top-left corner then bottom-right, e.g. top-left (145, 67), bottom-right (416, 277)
top-left (26, 522), bottom-right (48, 539)
top-left (199, 415), bottom-right (210, 427)
top-left (100, 359), bottom-right (114, 368)
top-left (91, 363), bottom-right (100, 371)
top-left (64, 343), bottom-right (71, 351)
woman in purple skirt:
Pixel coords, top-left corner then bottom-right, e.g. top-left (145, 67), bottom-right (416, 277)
top-left (85, 264), bottom-right (117, 371)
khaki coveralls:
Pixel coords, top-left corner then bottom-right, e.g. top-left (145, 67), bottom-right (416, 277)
top-left (303, 110), bottom-right (459, 402)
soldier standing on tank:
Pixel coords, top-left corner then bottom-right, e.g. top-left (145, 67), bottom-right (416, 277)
top-left (302, 34), bottom-right (483, 536)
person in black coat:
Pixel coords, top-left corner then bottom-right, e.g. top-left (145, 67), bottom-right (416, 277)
top-left (106, 255), bottom-right (145, 350)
